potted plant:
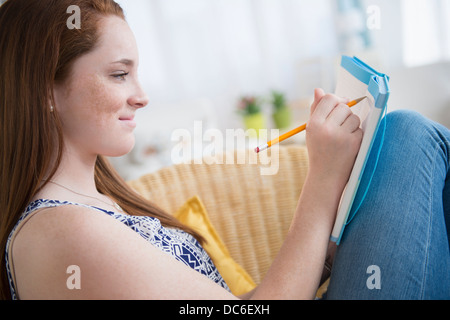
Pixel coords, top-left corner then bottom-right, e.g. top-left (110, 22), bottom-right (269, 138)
top-left (237, 96), bottom-right (266, 135)
top-left (271, 90), bottom-right (291, 129)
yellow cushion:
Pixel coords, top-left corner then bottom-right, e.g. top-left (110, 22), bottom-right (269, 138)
top-left (174, 196), bottom-right (256, 296)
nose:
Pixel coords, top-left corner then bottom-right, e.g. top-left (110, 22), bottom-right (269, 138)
top-left (128, 83), bottom-right (149, 109)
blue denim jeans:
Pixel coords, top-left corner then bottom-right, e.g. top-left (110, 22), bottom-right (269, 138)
top-left (325, 110), bottom-right (450, 299)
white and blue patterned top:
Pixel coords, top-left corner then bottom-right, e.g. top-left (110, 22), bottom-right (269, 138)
top-left (5, 199), bottom-right (230, 299)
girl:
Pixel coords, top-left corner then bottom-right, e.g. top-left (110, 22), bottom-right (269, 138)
top-left (0, 0), bottom-right (448, 300)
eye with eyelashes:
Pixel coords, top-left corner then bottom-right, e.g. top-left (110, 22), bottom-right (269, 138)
top-left (112, 72), bottom-right (129, 81)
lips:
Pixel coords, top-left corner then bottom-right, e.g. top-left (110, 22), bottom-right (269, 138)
top-left (119, 115), bottom-right (135, 121)
top-left (119, 115), bottom-right (136, 128)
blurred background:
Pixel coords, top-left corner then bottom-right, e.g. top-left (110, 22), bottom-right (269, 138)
top-left (99, 1), bottom-right (450, 178)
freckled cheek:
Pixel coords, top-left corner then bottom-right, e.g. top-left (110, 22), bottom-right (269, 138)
top-left (81, 79), bottom-right (124, 127)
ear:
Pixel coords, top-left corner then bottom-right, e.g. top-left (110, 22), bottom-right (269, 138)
top-left (50, 84), bottom-right (62, 113)
top-left (47, 87), bottom-right (56, 113)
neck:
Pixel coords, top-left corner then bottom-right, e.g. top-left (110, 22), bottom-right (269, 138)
top-left (47, 145), bottom-right (99, 196)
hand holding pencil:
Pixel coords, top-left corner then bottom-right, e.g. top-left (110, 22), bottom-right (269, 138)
top-left (255, 95), bottom-right (367, 153)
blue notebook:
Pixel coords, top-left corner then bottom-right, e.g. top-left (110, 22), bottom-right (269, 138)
top-left (330, 56), bottom-right (390, 245)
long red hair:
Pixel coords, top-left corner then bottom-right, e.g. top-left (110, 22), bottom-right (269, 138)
top-left (0, 0), bottom-right (201, 300)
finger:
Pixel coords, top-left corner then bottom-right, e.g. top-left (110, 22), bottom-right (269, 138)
top-left (327, 103), bottom-right (353, 126)
top-left (312, 93), bottom-right (349, 122)
top-left (310, 88), bottom-right (325, 116)
top-left (342, 113), bottom-right (362, 133)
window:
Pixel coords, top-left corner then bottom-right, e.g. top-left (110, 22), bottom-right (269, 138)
top-left (401, 0), bottom-right (450, 67)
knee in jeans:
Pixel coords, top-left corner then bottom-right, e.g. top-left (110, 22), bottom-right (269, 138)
top-left (384, 110), bottom-right (449, 161)
top-left (386, 109), bottom-right (425, 126)
top-left (385, 109), bottom-right (429, 140)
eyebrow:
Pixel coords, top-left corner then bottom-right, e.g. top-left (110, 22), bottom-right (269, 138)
top-left (110, 59), bottom-right (134, 66)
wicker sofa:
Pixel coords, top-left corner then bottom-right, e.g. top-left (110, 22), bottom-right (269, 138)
top-left (127, 145), bottom-right (329, 297)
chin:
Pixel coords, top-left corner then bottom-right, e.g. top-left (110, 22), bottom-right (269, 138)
top-left (103, 138), bottom-right (135, 158)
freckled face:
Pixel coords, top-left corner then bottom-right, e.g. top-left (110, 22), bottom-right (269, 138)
top-left (53, 16), bottom-right (148, 158)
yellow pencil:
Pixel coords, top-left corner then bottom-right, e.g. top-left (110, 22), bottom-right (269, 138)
top-left (255, 96), bottom-right (367, 153)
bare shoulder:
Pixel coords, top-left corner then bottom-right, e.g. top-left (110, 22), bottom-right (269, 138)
top-left (12, 204), bottom-right (236, 300)
top-left (13, 204), bottom-right (127, 258)
top-left (12, 204), bottom-right (130, 298)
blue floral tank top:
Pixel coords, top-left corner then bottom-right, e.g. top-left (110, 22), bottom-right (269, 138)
top-left (5, 199), bottom-right (230, 299)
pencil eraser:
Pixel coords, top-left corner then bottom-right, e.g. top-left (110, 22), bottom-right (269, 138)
top-left (254, 147), bottom-right (260, 153)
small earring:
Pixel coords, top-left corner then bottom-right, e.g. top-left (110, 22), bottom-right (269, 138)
top-left (50, 105), bottom-right (54, 112)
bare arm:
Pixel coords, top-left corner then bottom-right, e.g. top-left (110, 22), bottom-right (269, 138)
top-left (248, 89), bottom-right (362, 299)
top-left (249, 171), bottom-right (344, 299)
